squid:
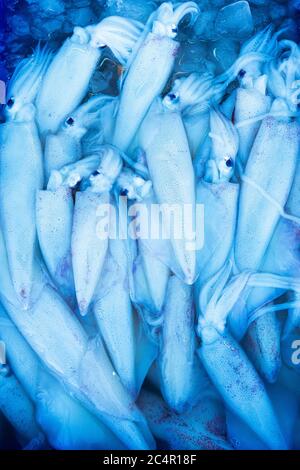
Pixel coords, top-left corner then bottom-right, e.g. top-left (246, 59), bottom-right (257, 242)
top-left (44, 95), bottom-right (110, 181)
top-left (197, 261), bottom-right (300, 448)
top-left (72, 145), bottom-right (123, 315)
top-left (138, 98), bottom-right (196, 284)
top-left (116, 167), bottom-right (169, 316)
top-left (194, 108), bottom-right (239, 309)
top-left (234, 89), bottom-right (299, 271)
top-left (36, 16), bottom-right (143, 135)
top-left (0, 48), bottom-right (48, 308)
top-left (93, 207), bottom-right (137, 396)
top-left (158, 275), bottom-right (196, 414)
top-left (36, 186), bottom-right (75, 309)
top-left (162, 51), bottom-right (256, 159)
top-left (162, 72), bottom-right (213, 158)
top-left (113, 1), bottom-right (199, 151)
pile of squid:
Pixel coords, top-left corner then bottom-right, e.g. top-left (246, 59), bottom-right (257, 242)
top-left (1, 1), bottom-right (300, 451)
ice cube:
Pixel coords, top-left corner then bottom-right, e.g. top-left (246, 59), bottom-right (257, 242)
top-left (215, 1), bottom-right (254, 40)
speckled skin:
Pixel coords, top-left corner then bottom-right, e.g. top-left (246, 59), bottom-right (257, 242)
top-left (198, 331), bottom-right (287, 450)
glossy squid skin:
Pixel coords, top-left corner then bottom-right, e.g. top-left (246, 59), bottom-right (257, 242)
top-left (139, 100), bottom-right (196, 284)
top-left (113, 35), bottom-right (178, 151)
top-left (0, 116), bottom-right (43, 308)
top-left (234, 81), bottom-right (272, 169)
top-left (158, 276), bottom-right (196, 414)
top-left (36, 186), bottom-right (75, 309)
top-left (36, 38), bottom-right (100, 136)
top-left (94, 235), bottom-right (136, 396)
top-left (72, 191), bottom-right (110, 316)
top-left (195, 180), bottom-right (239, 306)
top-left (70, 146), bottom-right (123, 316)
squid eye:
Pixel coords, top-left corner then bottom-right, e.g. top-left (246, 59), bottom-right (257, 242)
top-left (238, 69), bottom-right (246, 78)
top-left (120, 189), bottom-right (128, 197)
top-left (171, 25), bottom-right (178, 34)
top-left (168, 93), bottom-right (177, 101)
top-left (7, 97), bottom-right (15, 108)
top-left (91, 170), bottom-right (100, 177)
top-left (225, 158), bottom-right (233, 168)
top-left (66, 117), bottom-right (75, 126)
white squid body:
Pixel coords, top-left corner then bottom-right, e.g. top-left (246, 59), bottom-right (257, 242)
top-left (121, 178), bottom-right (170, 315)
top-left (0, 368), bottom-right (45, 449)
top-left (234, 76), bottom-right (272, 169)
top-left (0, 305), bottom-right (124, 450)
top-left (45, 131), bottom-right (81, 183)
top-left (94, 236), bottom-right (136, 396)
top-left (235, 114), bottom-right (299, 272)
top-left (158, 276), bottom-right (196, 414)
top-left (113, 35), bottom-right (178, 151)
top-left (243, 311), bottom-right (282, 384)
top-left (36, 186), bottom-right (75, 309)
top-left (139, 100), bottom-right (196, 284)
top-left (0, 231), bottom-right (154, 450)
top-left (36, 16), bottom-right (143, 135)
top-left (138, 246), bottom-right (170, 315)
top-left (113, 2), bottom-right (199, 151)
top-left (195, 180), bottom-right (239, 303)
top-left (184, 111), bottom-right (210, 158)
top-left (72, 191), bottom-right (110, 315)
top-left (0, 114), bottom-right (43, 308)
top-left (36, 39), bottom-right (99, 136)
